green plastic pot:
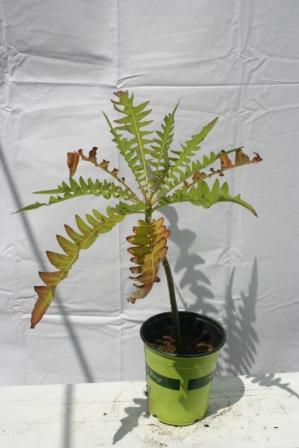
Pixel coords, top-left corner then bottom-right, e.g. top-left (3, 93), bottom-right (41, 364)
top-left (140, 311), bottom-right (226, 426)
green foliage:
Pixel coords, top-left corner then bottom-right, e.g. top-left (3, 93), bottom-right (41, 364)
top-left (158, 179), bottom-right (257, 216)
top-left (103, 112), bottom-right (149, 196)
top-left (157, 151), bottom-right (219, 199)
top-left (19, 90), bottom-right (262, 327)
top-left (107, 91), bottom-right (154, 195)
top-left (114, 201), bottom-right (145, 215)
top-left (157, 118), bottom-right (218, 195)
top-left (17, 177), bottom-right (135, 212)
top-left (148, 104), bottom-right (178, 189)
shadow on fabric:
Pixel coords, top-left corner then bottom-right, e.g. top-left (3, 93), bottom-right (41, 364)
top-left (161, 206), bottom-right (217, 316)
top-left (0, 144), bottom-right (95, 383)
top-left (1, 144), bottom-right (95, 448)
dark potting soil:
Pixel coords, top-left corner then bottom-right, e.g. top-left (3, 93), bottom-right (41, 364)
top-left (150, 334), bottom-right (214, 355)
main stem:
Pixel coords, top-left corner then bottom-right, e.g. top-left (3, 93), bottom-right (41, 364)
top-left (145, 207), bottom-right (183, 353)
top-left (162, 257), bottom-right (184, 354)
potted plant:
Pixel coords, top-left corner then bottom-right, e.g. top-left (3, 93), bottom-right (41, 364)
top-left (19, 91), bottom-right (262, 426)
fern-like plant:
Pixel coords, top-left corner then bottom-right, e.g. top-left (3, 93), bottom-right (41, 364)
top-left (19, 91), bottom-right (262, 353)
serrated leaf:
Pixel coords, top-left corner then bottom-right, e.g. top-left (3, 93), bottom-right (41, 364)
top-left (56, 235), bottom-right (78, 256)
top-left (158, 179), bottom-right (257, 216)
top-left (46, 251), bottom-right (71, 270)
top-left (30, 204), bottom-right (137, 328)
top-left (64, 224), bottom-right (85, 244)
top-left (16, 202), bottom-right (47, 212)
top-left (159, 118), bottom-right (218, 194)
top-left (18, 178), bottom-right (136, 212)
top-left (75, 215), bottom-right (93, 235)
top-left (69, 178), bottom-right (80, 190)
top-left (149, 103), bottom-right (178, 191)
top-left (104, 92), bottom-right (155, 197)
top-left (127, 217), bottom-right (170, 303)
top-left (38, 271), bottom-right (65, 287)
top-left (31, 286), bottom-right (53, 328)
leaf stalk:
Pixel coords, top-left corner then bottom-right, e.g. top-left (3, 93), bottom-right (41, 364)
top-left (162, 257), bottom-right (183, 354)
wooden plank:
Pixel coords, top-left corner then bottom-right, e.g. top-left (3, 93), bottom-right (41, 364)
top-left (0, 373), bottom-right (298, 447)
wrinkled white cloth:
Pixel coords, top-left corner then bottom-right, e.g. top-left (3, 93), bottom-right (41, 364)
top-left (0, 0), bottom-right (299, 385)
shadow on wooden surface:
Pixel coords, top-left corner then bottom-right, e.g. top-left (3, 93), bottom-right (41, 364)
top-left (206, 375), bottom-right (246, 418)
top-left (113, 395), bottom-right (149, 445)
top-left (248, 373), bottom-right (299, 399)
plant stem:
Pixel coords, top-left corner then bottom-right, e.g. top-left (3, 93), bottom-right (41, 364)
top-left (162, 257), bottom-right (184, 354)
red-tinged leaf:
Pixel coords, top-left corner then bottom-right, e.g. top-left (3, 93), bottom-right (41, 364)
top-left (30, 206), bottom-right (128, 328)
top-left (129, 266), bottom-right (143, 274)
top-left (127, 218), bottom-right (170, 302)
top-left (38, 270), bottom-right (65, 287)
top-left (31, 286), bottom-right (53, 328)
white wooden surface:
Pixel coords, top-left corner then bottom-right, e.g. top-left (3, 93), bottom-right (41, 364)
top-left (0, 373), bottom-right (298, 448)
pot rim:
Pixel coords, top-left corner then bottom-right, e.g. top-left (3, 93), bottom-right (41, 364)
top-left (140, 311), bottom-right (226, 358)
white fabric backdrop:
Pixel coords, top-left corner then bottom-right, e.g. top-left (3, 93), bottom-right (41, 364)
top-left (1, 0), bottom-right (299, 385)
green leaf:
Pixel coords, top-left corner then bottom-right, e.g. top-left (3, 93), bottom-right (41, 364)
top-left (16, 202), bottom-right (47, 213)
top-left (17, 178), bottom-right (136, 212)
top-left (105, 92), bottom-right (154, 196)
top-left (160, 117), bottom-right (218, 194)
top-left (148, 103), bottom-right (178, 191)
top-left (114, 201), bottom-right (145, 215)
top-left (158, 179), bottom-right (257, 216)
top-left (157, 150), bottom-right (219, 199)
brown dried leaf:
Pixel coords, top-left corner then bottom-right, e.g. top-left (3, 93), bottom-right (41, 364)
top-left (220, 150), bottom-right (233, 169)
top-left (88, 146), bottom-right (98, 162)
top-left (67, 151), bottom-right (80, 177)
top-left (111, 168), bottom-right (119, 177)
top-left (235, 148), bottom-right (250, 165)
top-left (192, 172), bottom-right (206, 182)
top-left (99, 160), bottom-right (109, 170)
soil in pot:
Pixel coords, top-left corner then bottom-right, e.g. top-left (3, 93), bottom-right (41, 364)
top-left (150, 333), bottom-right (214, 355)
top-left (142, 311), bottom-right (225, 357)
